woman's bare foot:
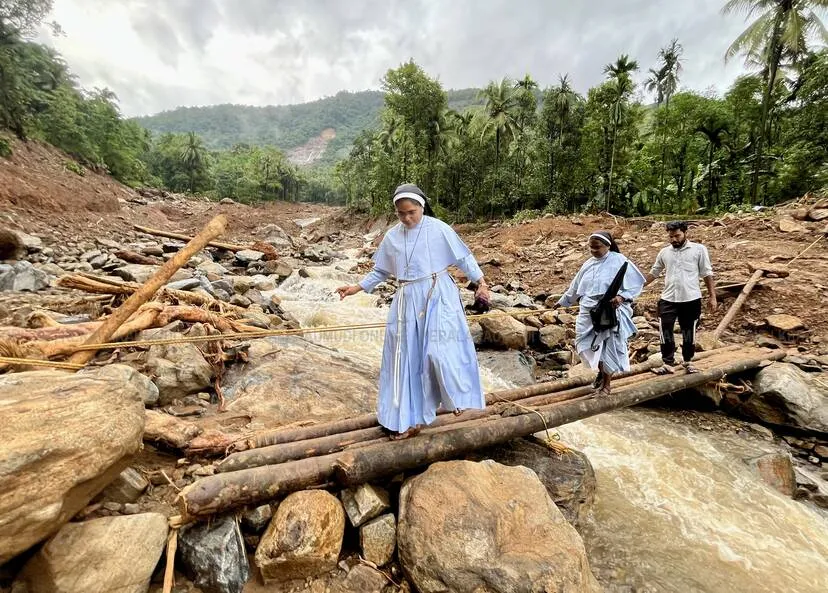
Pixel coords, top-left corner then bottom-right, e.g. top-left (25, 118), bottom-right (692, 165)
top-left (453, 408), bottom-right (464, 417)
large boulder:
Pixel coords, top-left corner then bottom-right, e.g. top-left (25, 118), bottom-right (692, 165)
top-left (0, 261), bottom-right (50, 291)
top-left (469, 437), bottom-right (596, 527)
top-left (478, 313), bottom-right (527, 350)
top-left (255, 490), bottom-right (346, 584)
top-left (0, 364), bottom-right (149, 564)
top-left (13, 513), bottom-right (168, 593)
top-left (142, 329), bottom-right (214, 405)
top-left (220, 336), bottom-right (376, 427)
top-left (476, 350), bottom-right (536, 387)
top-left (398, 460), bottom-right (600, 593)
top-left (742, 363), bottom-right (828, 433)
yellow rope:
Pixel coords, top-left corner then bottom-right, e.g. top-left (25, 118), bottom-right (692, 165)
top-left (0, 291), bottom-right (664, 369)
top-left (0, 356), bottom-right (84, 370)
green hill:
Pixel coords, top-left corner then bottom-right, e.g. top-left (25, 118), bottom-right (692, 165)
top-left (133, 88), bottom-right (486, 165)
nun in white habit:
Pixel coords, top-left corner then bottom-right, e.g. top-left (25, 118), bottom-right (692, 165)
top-left (337, 184), bottom-right (490, 439)
top-left (555, 230), bottom-right (645, 395)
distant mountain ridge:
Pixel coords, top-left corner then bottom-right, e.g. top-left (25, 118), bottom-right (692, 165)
top-left (132, 88), bottom-right (485, 166)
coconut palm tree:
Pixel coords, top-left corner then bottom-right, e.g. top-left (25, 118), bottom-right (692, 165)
top-left (696, 116), bottom-right (730, 207)
top-left (603, 55), bottom-right (639, 211)
top-left (180, 132), bottom-right (207, 193)
top-left (479, 78), bottom-right (518, 206)
top-left (722, 0), bottom-right (828, 203)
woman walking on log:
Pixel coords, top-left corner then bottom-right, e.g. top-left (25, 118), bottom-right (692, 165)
top-left (336, 184), bottom-right (491, 440)
top-left (554, 230), bottom-right (645, 396)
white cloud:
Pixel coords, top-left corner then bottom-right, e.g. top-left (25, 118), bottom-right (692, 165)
top-left (37, 0), bottom-right (755, 117)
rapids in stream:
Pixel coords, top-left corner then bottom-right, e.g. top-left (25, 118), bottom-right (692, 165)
top-left (270, 255), bottom-right (828, 593)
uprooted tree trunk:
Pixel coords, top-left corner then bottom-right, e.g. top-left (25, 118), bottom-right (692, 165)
top-left (177, 349), bottom-right (784, 519)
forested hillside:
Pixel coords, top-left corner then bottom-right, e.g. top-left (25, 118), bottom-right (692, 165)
top-left (132, 88), bottom-right (485, 164)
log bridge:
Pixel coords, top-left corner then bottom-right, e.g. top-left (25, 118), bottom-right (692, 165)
top-left (176, 345), bottom-right (783, 521)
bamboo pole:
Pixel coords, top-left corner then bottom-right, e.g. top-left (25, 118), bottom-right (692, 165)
top-left (134, 224), bottom-right (245, 252)
top-left (177, 349), bottom-right (783, 519)
top-left (68, 215), bottom-right (228, 366)
top-left (712, 268), bottom-right (765, 339)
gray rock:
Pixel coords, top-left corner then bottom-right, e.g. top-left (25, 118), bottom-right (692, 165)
top-left (249, 274), bottom-right (276, 291)
top-left (231, 276), bottom-right (252, 294)
top-left (96, 237), bottom-right (122, 250)
top-left (469, 322), bottom-right (483, 346)
top-left (211, 279), bottom-right (234, 295)
top-left (14, 230), bottom-right (43, 253)
top-left (340, 483), bottom-right (390, 527)
top-left (230, 294), bottom-right (252, 308)
top-left (179, 515), bottom-right (250, 593)
top-left (166, 278), bottom-right (202, 291)
top-left (303, 245), bottom-right (333, 263)
top-left (81, 249), bottom-right (102, 262)
top-left (0, 264), bottom-right (14, 290)
top-left (13, 513), bottom-right (168, 593)
top-left (142, 329), bottom-right (214, 405)
top-left (114, 264), bottom-right (191, 284)
top-left (258, 224), bottom-right (292, 248)
top-left (197, 261), bottom-right (230, 277)
top-left (101, 467), bottom-right (149, 504)
top-left (539, 325), bottom-right (568, 350)
top-left (241, 504), bottom-right (273, 534)
top-left (360, 513), bottom-right (396, 567)
top-left (243, 288), bottom-right (264, 306)
top-left (235, 249), bottom-right (264, 264)
top-left (742, 363), bottom-right (828, 433)
top-left (476, 350), bottom-right (536, 386)
top-left (469, 437), bottom-right (596, 527)
top-left (89, 254), bottom-right (109, 269)
top-left (1, 261), bottom-right (50, 291)
top-left (337, 564), bottom-right (387, 593)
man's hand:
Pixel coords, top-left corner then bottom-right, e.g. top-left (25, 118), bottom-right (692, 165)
top-left (610, 295), bottom-right (624, 309)
top-left (336, 285), bottom-right (362, 300)
top-left (707, 295), bottom-right (718, 312)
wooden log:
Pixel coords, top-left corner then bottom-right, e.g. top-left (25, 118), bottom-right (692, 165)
top-left (712, 268), bottom-right (765, 339)
top-left (58, 273), bottom-right (248, 314)
top-left (68, 216), bottom-right (228, 367)
top-left (178, 349), bottom-right (783, 518)
top-left (232, 345), bottom-right (743, 454)
top-left (218, 367), bottom-right (664, 471)
top-left (134, 224), bottom-right (245, 252)
top-left (114, 250), bottom-right (163, 266)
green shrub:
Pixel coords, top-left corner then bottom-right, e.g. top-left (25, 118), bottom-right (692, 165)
top-left (64, 160), bottom-right (85, 176)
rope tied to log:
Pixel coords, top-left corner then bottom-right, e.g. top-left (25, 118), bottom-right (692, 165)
top-left (489, 391), bottom-right (569, 455)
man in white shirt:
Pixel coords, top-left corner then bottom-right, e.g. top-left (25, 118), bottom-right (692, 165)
top-left (644, 221), bottom-right (717, 374)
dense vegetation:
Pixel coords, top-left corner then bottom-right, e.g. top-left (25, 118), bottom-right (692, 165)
top-left (1, 0), bottom-right (826, 217)
top-left (339, 0), bottom-right (828, 219)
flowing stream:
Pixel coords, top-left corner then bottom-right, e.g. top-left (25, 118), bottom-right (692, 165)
top-left (271, 255), bottom-right (828, 593)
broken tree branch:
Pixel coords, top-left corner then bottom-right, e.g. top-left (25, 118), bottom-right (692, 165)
top-left (68, 215), bottom-right (228, 367)
top-left (134, 224), bottom-right (245, 252)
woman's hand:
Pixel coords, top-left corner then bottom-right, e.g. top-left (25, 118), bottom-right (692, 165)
top-left (474, 280), bottom-right (490, 305)
top-left (610, 295), bottom-right (625, 309)
top-left (336, 285), bottom-right (362, 300)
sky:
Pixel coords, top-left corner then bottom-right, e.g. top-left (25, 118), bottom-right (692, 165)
top-left (37, 0), bottom-right (754, 117)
